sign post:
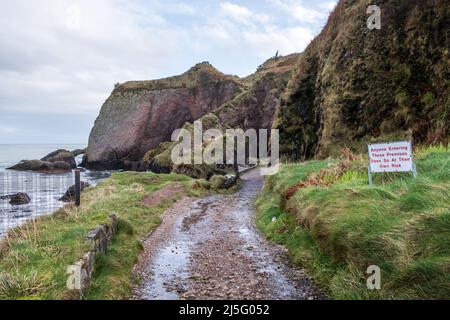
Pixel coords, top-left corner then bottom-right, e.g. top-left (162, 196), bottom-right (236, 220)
top-left (367, 141), bottom-right (416, 185)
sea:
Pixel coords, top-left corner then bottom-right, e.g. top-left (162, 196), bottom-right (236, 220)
top-left (0, 144), bottom-right (111, 237)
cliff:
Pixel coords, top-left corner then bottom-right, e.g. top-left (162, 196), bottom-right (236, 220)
top-left (277, 0), bottom-right (450, 160)
top-left (140, 54), bottom-right (300, 177)
top-left (216, 53), bottom-right (300, 131)
top-left (83, 62), bottom-right (242, 169)
top-left (84, 0), bottom-right (449, 170)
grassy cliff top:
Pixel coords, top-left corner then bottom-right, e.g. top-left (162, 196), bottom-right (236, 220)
top-left (112, 54), bottom-right (300, 94)
top-left (256, 53), bottom-right (301, 75)
top-left (242, 53), bottom-right (301, 84)
top-left (113, 62), bottom-right (241, 93)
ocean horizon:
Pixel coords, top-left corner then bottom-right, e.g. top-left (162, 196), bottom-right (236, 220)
top-left (0, 144), bottom-right (86, 171)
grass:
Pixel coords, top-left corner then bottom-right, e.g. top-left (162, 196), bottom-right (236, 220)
top-left (0, 171), bottom-right (214, 300)
top-left (256, 145), bottom-right (450, 299)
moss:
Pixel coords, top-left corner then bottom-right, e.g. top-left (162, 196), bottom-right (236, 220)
top-left (142, 113), bottom-right (235, 179)
top-left (143, 141), bottom-right (173, 163)
top-left (276, 0), bottom-right (450, 160)
top-left (421, 92), bottom-right (436, 108)
top-left (210, 175), bottom-right (227, 190)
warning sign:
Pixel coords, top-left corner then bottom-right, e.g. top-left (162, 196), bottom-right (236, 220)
top-left (368, 141), bottom-right (413, 173)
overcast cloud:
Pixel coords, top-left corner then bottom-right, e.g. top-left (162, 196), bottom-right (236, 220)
top-left (0, 0), bottom-right (336, 144)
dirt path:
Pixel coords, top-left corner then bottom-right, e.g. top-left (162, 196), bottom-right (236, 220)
top-left (133, 169), bottom-right (325, 300)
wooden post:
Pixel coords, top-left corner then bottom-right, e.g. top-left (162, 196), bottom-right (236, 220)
top-left (368, 165), bottom-right (373, 186)
top-left (234, 137), bottom-right (240, 179)
top-left (75, 169), bottom-right (81, 207)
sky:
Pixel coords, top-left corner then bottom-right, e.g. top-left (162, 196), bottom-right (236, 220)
top-left (0, 0), bottom-right (337, 145)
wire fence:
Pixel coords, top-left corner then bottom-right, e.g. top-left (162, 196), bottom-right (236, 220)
top-left (0, 171), bottom-right (74, 236)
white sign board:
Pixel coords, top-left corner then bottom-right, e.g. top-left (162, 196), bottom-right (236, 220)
top-left (368, 141), bottom-right (413, 173)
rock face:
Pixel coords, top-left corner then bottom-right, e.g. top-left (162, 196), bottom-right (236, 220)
top-left (41, 149), bottom-right (77, 169)
top-left (83, 62), bottom-right (242, 170)
top-left (122, 160), bottom-right (147, 172)
top-left (277, 0), bottom-right (450, 160)
top-left (216, 53), bottom-right (300, 131)
top-left (59, 181), bottom-right (91, 202)
top-left (84, 0), bottom-right (449, 170)
top-left (0, 193), bottom-right (31, 205)
top-left (71, 149), bottom-right (86, 157)
top-left (141, 56), bottom-right (300, 179)
top-left (8, 160), bottom-right (73, 173)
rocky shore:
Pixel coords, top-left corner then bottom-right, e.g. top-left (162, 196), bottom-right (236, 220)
top-left (7, 148), bottom-right (85, 173)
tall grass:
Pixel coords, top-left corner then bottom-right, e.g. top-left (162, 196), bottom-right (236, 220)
top-left (0, 172), bottom-right (210, 300)
top-left (256, 145), bottom-right (450, 299)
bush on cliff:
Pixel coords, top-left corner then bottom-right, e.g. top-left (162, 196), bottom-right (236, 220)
top-left (142, 113), bottom-right (235, 180)
top-left (277, 0), bottom-right (450, 160)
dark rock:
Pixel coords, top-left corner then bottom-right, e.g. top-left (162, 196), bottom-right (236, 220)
top-left (80, 153), bottom-right (123, 171)
top-left (8, 149), bottom-right (77, 173)
top-left (71, 148), bottom-right (86, 157)
top-left (1, 192), bottom-right (31, 205)
top-left (221, 174), bottom-right (238, 189)
top-left (210, 174), bottom-right (238, 189)
top-left (122, 160), bottom-right (147, 172)
top-left (59, 181), bottom-right (91, 202)
top-left (7, 160), bottom-right (73, 173)
top-left (79, 155), bottom-right (88, 168)
top-left (148, 158), bottom-right (172, 174)
top-left (41, 149), bottom-right (70, 161)
top-left (41, 150), bottom-right (76, 169)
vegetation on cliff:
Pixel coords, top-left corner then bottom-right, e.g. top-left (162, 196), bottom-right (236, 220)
top-left (256, 145), bottom-right (450, 299)
top-left (84, 1), bottom-right (449, 169)
top-left (277, 0), bottom-right (450, 160)
top-left (142, 113), bottom-right (234, 179)
top-left (114, 62), bottom-right (240, 93)
top-left (84, 62), bottom-right (242, 170)
top-left (215, 53), bottom-right (299, 130)
top-left (142, 54), bottom-right (300, 179)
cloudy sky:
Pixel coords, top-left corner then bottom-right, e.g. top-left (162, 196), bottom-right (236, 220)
top-left (0, 0), bottom-right (336, 144)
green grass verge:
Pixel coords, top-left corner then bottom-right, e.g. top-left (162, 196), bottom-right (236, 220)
top-left (256, 145), bottom-right (450, 299)
top-left (0, 172), bottom-right (213, 300)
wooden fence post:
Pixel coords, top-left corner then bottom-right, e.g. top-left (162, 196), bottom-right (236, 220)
top-left (75, 169), bottom-right (81, 207)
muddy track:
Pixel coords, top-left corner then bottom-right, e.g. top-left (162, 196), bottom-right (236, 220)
top-left (133, 169), bottom-right (325, 300)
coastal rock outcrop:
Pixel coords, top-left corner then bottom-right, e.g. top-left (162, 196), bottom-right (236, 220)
top-left (0, 192), bottom-right (31, 205)
top-left (8, 149), bottom-right (78, 173)
top-left (83, 62), bottom-right (242, 170)
top-left (83, 0), bottom-right (449, 170)
top-left (59, 181), bottom-right (91, 202)
top-left (41, 149), bottom-right (77, 169)
top-left (7, 160), bottom-right (73, 173)
top-left (71, 149), bottom-right (86, 157)
top-left (141, 55), bottom-right (300, 179)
